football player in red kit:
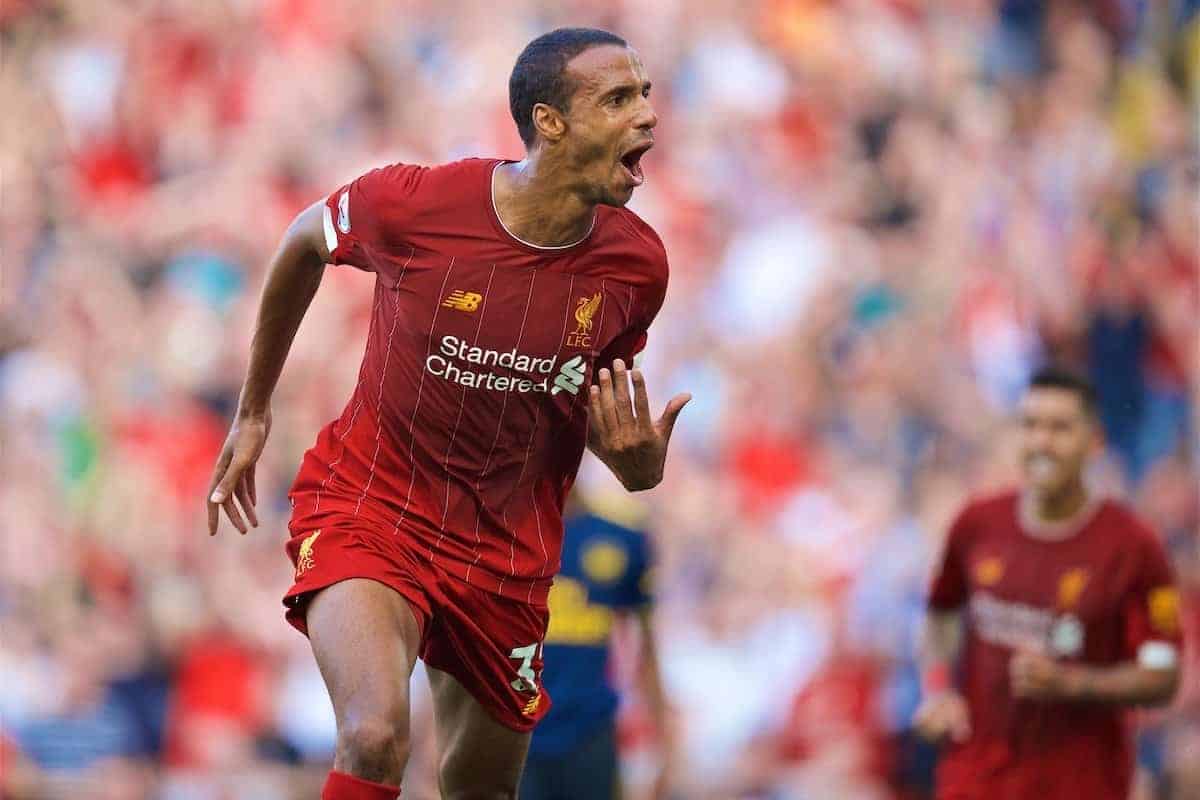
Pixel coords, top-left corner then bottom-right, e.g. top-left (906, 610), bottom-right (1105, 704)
top-left (204, 28), bottom-right (690, 800)
top-left (914, 366), bottom-right (1183, 799)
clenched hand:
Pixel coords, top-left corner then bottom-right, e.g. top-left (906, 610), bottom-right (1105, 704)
top-left (913, 690), bottom-right (971, 743)
top-left (1010, 651), bottom-right (1075, 700)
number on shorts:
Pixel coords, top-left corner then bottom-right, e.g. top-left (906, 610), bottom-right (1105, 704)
top-left (508, 642), bottom-right (541, 693)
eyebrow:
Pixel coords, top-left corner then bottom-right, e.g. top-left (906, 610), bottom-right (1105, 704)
top-left (598, 80), bottom-right (652, 100)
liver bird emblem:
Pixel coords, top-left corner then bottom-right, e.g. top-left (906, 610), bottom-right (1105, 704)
top-left (296, 530), bottom-right (321, 577)
top-left (574, 292), bottom-right (602, 332)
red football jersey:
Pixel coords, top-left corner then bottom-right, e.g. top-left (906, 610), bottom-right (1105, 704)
top-left (928, 491), bottom-right (1184, 800)
top-left (288, 158), bottom-right (668, 605)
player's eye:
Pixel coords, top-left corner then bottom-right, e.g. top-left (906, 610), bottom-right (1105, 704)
top-left (608, 94), bottom-right (626, 107)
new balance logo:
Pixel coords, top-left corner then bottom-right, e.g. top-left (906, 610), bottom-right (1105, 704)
top-left (521, 693), bottom-right (543, 717)
top-left (442, 290), bottom-right (483, 312)
top-left (551, 355), bottom-right (586, 396)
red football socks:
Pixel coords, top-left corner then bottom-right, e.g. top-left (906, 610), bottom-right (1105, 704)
top-left (321, 771), bottom-right (401, 800)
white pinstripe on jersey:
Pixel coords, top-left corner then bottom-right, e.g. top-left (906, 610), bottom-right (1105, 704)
top-left (495, 270), bottom-right (541, 595)
top-left (351, 248), bottom-right (416, 517)
top-left (467, 269), bottom-right (538, 590)
top-left (390, 257), bottom-right (458, 528)
top-left (519, 274), bottom-right (581, 602)
top-left (312, 286), bottom-right (381, 513)
top-left (316, 248), bottom-right (415, 514)
top-left (431, 263), bottom-right (499, 563)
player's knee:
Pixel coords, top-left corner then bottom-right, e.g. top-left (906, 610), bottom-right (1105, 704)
top-left (337, 715), bottom-right (409, 777)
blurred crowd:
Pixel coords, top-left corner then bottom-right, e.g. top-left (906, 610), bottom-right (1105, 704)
top-left (2, 0), bottom-right (1197, 798)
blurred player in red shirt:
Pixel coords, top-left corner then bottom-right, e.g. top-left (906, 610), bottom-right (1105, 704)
top-left (914, 366), bottom-right (1184, 799)
top-left (205, 28), bottom-right (690, 800)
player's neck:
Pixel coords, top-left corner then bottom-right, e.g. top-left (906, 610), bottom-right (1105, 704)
top-left (493, 157), bottom-right (596, 248)
top-left (1035, 478), bottom-right (1088, 520)
top-left (1020, 479), bottom-right (1096, 540)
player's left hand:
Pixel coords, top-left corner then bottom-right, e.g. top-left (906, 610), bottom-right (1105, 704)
top-left (1010, 650), bottom-right (1076, 700)
top-left (587, 359), bottom-right (690, 492)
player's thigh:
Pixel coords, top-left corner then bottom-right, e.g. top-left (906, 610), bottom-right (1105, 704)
top-left (427, 665), bottom-right (532, 798)
top-left (307, 578), bottom-right (424, 735)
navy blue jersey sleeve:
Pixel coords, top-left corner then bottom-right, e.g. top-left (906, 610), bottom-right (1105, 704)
top-left (613, 529), bottom-right (654, 610)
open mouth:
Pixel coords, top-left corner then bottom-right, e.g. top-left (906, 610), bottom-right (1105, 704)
top-left (1028, 455), bottom-right (1058, 480)
top-left (618, 141), bottom-right (653, 186)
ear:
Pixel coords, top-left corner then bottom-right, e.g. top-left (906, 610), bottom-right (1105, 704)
top-left (532, 102), bottom-right (567, 143)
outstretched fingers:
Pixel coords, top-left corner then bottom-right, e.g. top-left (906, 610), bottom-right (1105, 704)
top-left (611, 359), bottom-right (635, 428)
top-left (596, 367), bottom-right (620, 436)
top-left (631, 369), bottom-right (654, 430)
top-left (656, 393), bottom-right (692, 442)
top-left (589, 384), bottom-right (609, 441)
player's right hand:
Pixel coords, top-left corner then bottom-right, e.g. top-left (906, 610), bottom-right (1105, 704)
top-left (913, 690), bottom-right (971, 744)
top-left (587, 358), bottom-right (691, 492)
top-left (206, 411), bottom-right (271, 535)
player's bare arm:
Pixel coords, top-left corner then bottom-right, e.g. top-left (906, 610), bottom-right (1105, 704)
top-left (587, 359), bottom-right (690, 491)
top-left (913, 610), bottom-right (971, 743)
top-left (206, 200), bottom-right (330, 535)
top-left (1010, 650), bottom-right (1180, 706)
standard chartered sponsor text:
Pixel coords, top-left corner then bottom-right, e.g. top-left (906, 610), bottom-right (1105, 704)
top-left (427, 334), bottom-right (583, 394)
top-left (969, 591), bottom-right (1056, 654)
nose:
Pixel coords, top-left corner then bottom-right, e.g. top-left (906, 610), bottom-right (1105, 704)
top-left (1029, 427), bottom-right (1054, 451)
top-left (636, 96), bottom-right (658, 131)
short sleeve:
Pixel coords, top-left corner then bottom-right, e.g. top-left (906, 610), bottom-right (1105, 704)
top-left (1121, 530), bottom-right (1184, 663)
top-left (928, 507), bottom-right (972, 611)
top-left (322, 163), bottom-right (424, 276)
top-left (594, 280), bottom-right (666, 375)
top-left (596, 327), bottom-right (649, 374)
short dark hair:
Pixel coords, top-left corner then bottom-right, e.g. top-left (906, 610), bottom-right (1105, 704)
top-left (1028, 365), bottom-right (1098, 417)
top-left (509, 27), bottom-right (627, 147)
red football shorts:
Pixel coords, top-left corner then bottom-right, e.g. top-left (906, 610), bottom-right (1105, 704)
top-left (282, 508), bottom-right (552, 732)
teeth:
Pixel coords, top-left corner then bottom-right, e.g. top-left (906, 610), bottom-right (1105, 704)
top-left (1029, 456), bottom-right (1056, 478)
